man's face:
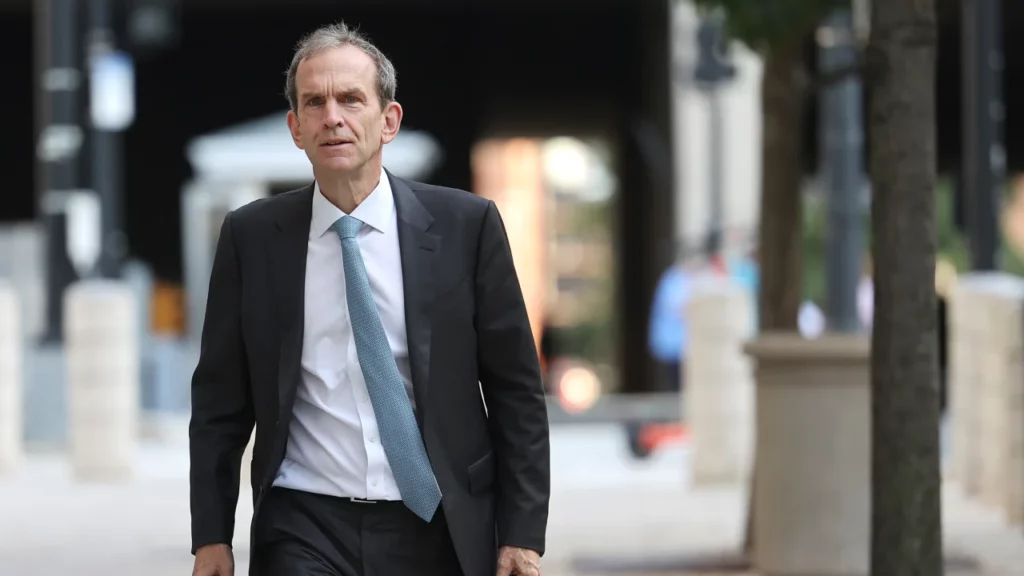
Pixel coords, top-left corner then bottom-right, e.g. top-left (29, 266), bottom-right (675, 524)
top-left (287, 45), bottom-right (402, 175)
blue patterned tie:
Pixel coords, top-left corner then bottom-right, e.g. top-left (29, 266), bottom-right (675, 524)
top-left (332, 215), bottom-right (442, 522)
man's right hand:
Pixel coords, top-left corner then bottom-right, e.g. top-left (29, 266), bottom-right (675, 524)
top-left (193, 543), bottom-right (234, 576)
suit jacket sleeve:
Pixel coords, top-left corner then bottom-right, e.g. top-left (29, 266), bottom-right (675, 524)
top-left (474, 200), bottom-right (551, 555)
top-left (189, 210), bottom-right (255, 553)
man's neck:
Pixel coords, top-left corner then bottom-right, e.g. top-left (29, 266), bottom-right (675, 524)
top-left (315, 160), bottom-right (383, 214)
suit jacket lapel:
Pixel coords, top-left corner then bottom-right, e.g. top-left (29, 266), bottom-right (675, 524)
top-left (271, 185), bottom-right (313, 418)
top-left (389, 171), bottom-right (439, 430)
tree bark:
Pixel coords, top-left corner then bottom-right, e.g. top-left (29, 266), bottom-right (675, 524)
top-left (867, 0), bottom-right (943, 574)
top-left (757, 40), bottom-right (806, 331)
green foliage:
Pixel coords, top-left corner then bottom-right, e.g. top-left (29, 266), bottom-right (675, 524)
top-left (802, 179), bottom-right (968, 305)
top-left (801, 190), bottom-right (830, 305)
top-left (930, 179), bottom-right (1024, 277)
top-left (934, 178), bottom-right (969, 272)
top-left (568, 201), bottom-right (613, 240)
top-left (1000, 237), bottom-right (1024, 277)
top-left (550, 322), bottom-right (614, 362)
top-left (992, 181), bottom-right (1024, 276)
top-left (692, 0), bottom-right (845, 52)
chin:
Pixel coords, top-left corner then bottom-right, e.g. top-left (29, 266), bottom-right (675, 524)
top-left (318, 157), bottom-right (359, 172)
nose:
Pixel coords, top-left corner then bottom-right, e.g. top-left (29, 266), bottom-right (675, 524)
top-left (323, 99), bottom-right (345, 128)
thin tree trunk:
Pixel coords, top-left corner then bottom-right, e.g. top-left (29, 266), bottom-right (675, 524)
top-left (757, 41), bottom-right (806, 333)
top-left (867, 0), bottom-right (942, 574)
top-left (743, 38), bottom-right (807, 556)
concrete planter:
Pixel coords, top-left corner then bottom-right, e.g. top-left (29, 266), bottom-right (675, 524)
top-left (746, 331), bottom-right (870, 576)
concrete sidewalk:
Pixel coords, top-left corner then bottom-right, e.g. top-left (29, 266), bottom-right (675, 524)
top-left (0, 425), bottom-right (1021, 575)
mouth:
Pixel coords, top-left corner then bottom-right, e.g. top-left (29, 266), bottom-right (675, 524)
top-left (321, 139), bottom-right (352, 147)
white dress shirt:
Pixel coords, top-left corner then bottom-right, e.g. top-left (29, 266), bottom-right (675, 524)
top-left (272, 168), bottom-right (412, 501)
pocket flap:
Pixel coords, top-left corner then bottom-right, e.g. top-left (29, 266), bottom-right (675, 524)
top-left (467, 450), bottom-right (496, 494)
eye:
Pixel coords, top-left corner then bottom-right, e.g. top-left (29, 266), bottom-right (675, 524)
top-left (307, 96), bottom-right (324, 106)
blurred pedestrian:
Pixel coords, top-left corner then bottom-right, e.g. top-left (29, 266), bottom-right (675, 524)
top-left (189, 21), bottom-right (549, 576)
top-left (647, 249), bottom-right (695, 394)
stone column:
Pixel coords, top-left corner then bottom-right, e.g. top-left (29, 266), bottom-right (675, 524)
top-left (0, 282), bottom-right (22, 474)
top-left (990, 288), bottom-right (1024, 524)
top-left (947, 273), bottom-right (1024, 525)
top-left (978, 287), bottom-right (1010, 510)
top-left (684, 278), bottom-right (755, 485)
top-left (951, 275), bottom-right (1024, 522)
top-left (747, 332), bottom-right (871, 576)
top-left (65, 280), bottom-right (139, 481)
top-left (1005, 344), bottom-right (1024, 526)
top-left (947, 278), bottom-right (987, 494)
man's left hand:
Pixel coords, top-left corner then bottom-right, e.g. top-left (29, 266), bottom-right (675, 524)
top-left (496, 546), bottom-right (541, 576)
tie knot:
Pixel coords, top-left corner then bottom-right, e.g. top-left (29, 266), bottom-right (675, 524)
top-left (333, 215), bottom-right (363, 239)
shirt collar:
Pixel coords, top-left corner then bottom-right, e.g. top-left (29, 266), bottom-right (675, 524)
top-left (310, 167), bottom-right (394, 238)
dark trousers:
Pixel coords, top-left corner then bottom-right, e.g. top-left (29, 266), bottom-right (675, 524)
top-left (658, 360), bottom-right (682, 393)
top-left (253, 487), bottom-right (463, 576)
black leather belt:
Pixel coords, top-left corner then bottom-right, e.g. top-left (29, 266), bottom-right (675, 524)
top-left (344, 497), bottom-right (404, 505)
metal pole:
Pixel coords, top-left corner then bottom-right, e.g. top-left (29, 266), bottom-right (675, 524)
top-left (37, 0), bottom-right (83, 344)
top-left (962, 0), bottom-right (1004, 271)
top-left (87, 0), bottom-right (126, 278)
top-left (819, 10), bottom-right (865, 333)
top-left (693, 9), bottom-right (735, 260)
top-left (707, 87), bottom-right (724, 257)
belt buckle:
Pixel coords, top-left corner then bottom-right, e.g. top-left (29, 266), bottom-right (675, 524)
top-left (348, 497), bottom-right (377, 504)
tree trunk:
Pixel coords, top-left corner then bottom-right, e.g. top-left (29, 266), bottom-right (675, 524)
top-left (743, 37), bottom-right (807, 556)
top-left (757, 41), bottom-right (806, 332)
top-left (867, 0), bottom-right (943, 574)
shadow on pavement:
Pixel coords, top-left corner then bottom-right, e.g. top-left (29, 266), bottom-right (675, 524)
top-left (571, 551), bottom-right (981, 575)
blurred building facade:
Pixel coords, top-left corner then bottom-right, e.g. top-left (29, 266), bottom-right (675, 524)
top-left (2, 0), bottom-right (1024, 397)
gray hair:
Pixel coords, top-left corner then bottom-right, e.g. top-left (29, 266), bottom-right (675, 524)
top-left (284, 22), bottom-right (397, 112)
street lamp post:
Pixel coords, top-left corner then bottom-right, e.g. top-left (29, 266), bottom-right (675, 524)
top-left (818, 10), bottom-right (866, 333)
top-left (962, 0), bottom-right (1005, 271)
top-left (35, 0), bottom-right (83, 344)
top-left (693, 8), bottom-right (736, 261)
top-left (87, 0), bottom-right (133, 279)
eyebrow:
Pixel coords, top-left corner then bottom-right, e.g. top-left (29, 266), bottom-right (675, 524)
top-left (300, 88), bottom-right (367, 102)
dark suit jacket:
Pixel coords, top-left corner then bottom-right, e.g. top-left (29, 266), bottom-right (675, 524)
top-left (189, 171), bottom-right (551, 576)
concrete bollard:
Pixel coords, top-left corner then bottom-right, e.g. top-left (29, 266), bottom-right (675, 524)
top-left (949, 274), bottom-right (1024, 523)
top-left (947, 278), bottom-right (988, 494)
top-left (0, 281), bottom-right (23, 474)
top-left (746, 332), bottom-right (871, 576)
top-left (684, 278), bottom-right (755, 486)
top-left (64, 280), bottom-right (139, 481)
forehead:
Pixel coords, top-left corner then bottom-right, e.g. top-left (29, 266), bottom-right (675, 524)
top-left (296, 44), bottom-right (376, 88)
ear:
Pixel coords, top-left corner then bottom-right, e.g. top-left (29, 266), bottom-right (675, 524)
top-left (287, 110), bottom-right (304, 149)
top-left (380, 101), bottom-right (403, 145)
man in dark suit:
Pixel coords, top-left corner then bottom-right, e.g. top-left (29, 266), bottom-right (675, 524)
top-left (189, 21), bottom-right (550, 576)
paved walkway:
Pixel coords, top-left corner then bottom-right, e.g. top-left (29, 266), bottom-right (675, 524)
top-left (0, 425), bottom-right (1021, 575)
